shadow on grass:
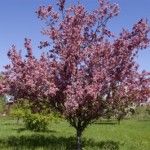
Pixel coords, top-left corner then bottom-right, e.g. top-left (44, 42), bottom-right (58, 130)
top-left (94, 122), bottom-right (118, 125)
top-left (0, 134), bottom-right (119, 150)
top-left (15, 128), bottom-right (27, 133)
top-left (13, 128), bottom-right (57, 134)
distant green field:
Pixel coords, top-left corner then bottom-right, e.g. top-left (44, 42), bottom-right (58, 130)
top-left (0, 117), bottom-right (149, 150)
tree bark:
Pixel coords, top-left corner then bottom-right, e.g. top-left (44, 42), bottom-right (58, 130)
top-left (76, 129), bottom-right (82, 150)
top-left (16, 117), bottom-right (20, 125)
top-left (117, 118), bottom-right (121, 125)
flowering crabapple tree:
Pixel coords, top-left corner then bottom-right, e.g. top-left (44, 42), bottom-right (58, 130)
top-left (1, 0), bottom-right (150, 149)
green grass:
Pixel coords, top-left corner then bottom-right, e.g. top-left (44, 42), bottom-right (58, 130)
top-left (0, 117), bottom-right (150, 150)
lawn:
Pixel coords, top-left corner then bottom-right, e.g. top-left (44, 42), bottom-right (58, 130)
top-left (0, 117), bottom-right (149, 150)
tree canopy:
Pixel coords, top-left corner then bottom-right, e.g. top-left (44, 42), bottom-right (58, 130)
top-left (0, 0), bottom-right (150, 149)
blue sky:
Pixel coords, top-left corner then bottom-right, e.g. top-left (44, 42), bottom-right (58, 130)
top-left (0, 0), bottom-right (150, 72)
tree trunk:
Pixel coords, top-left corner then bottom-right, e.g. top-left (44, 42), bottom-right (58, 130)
top-left (16, 117), bottom-right (20, 125)
top-left (76, 129), bottom-right (82, 150)
top-left (117, 118), bottom-right (120, 125)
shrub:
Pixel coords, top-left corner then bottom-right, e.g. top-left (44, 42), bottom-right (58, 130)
top-left (146, 106), bottom-right (150, 115)
top-left (9, 100), bottom-right (62, 131)
top-left (23, 112), bottom-right (50, 132)
top-left (132, 106), bottom-right (150, 120)
top-left (0, 97), bottom-right (6, 113)
top-left (9, 100), bottom-right (31, 124)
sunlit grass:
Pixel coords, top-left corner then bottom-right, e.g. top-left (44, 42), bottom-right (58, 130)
top-left (0, 116), bottom-right (149, 150)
